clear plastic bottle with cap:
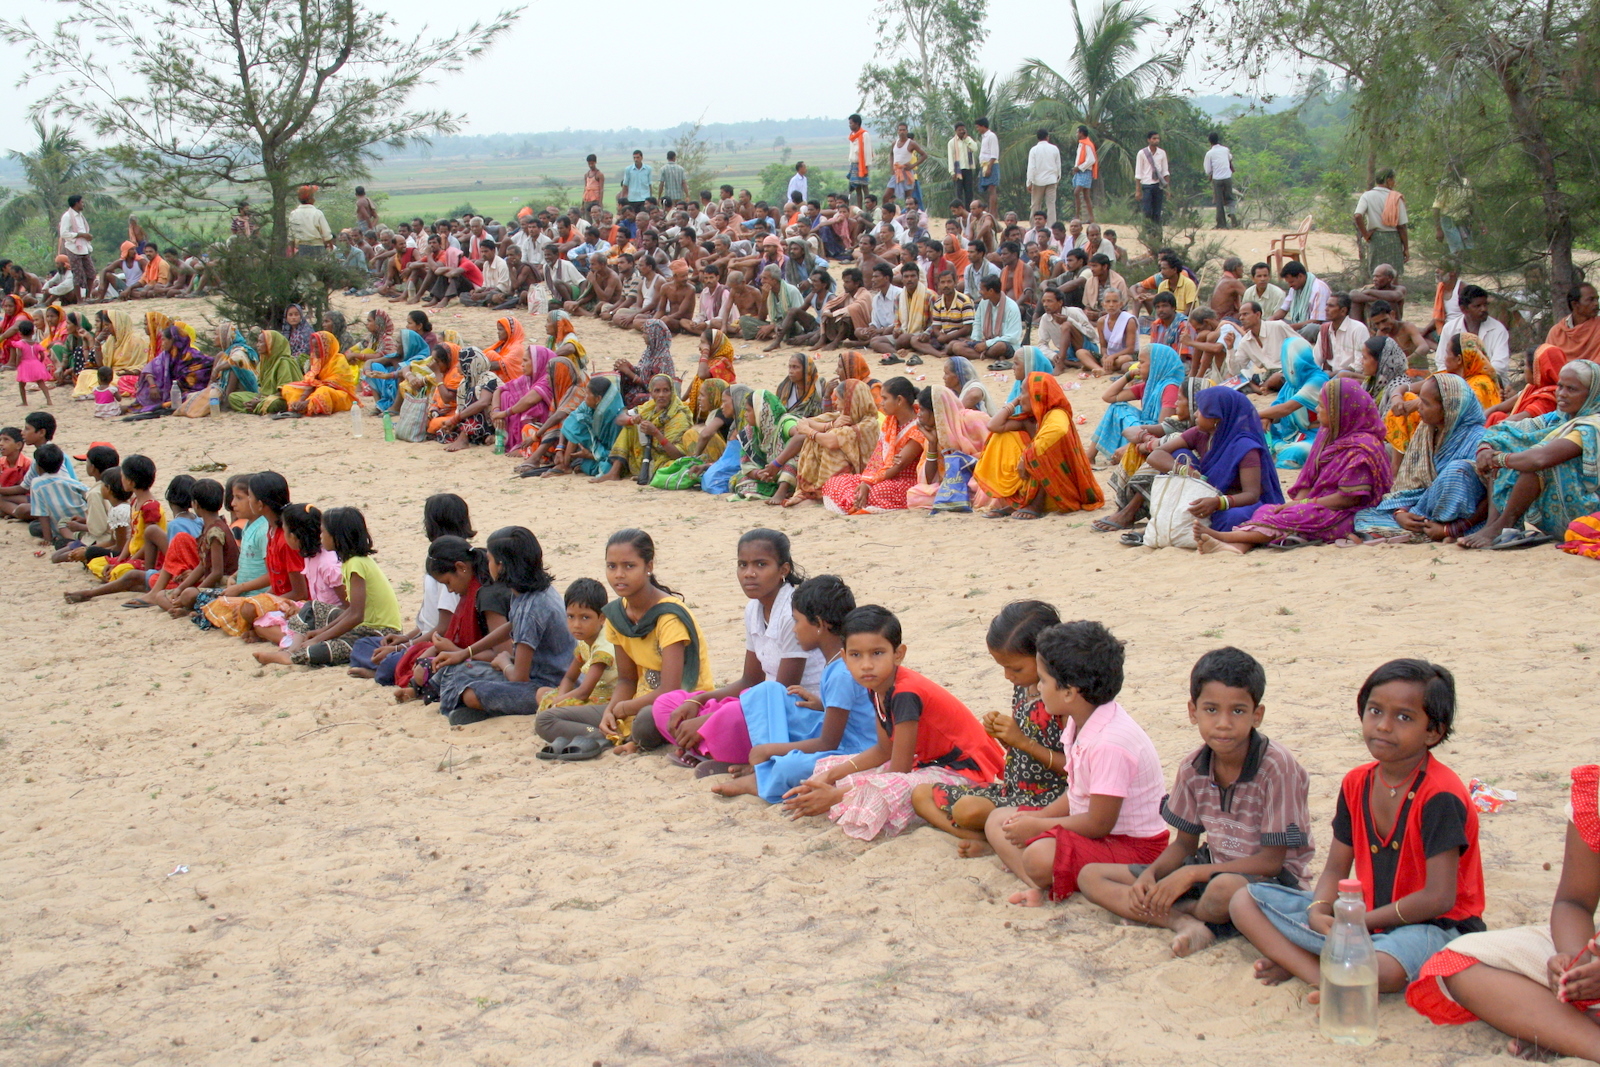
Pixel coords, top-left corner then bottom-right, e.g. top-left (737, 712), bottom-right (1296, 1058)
top-left (1320, 877), bottom-right (1379, 1045)
top-left (169, 381), bottom-right (183, 411)
top-left (349, 401), bottom-right (364, 438)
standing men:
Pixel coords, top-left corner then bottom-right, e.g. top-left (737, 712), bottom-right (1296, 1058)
top-left (947, 121), bottom-right (978, 212)
top-left (787, 161), bottom-right (809, 205)
top-left (1025, 129), bottom-right (1062, 227)
top-left (1135, 131), bottom-right (1169, 225)
top-left (846, 114), bottom-right (872, 210)
top-left (287, 185), bottom-right (333, 257)
top-left (1071, 125), bottom-right (1098, 223)
top-left (354, 185), bottom-right (379, 233)
top-left (888, 124), bottom-right (927, 208)
top-left (57, 194), bottom-right (93, 301)
top-left (620, 150), bottom-right (653, 211)
top-left (976, 116), bottom-right (1000, 218)
top-left (658, 151), bottom-right (688, 204)
top-left (582, 155), bottom-right (605, 214)
top-left (1353, 168), bottom-right (1409, 277)
top-left (1203, 132), bottom-right (1235, 229)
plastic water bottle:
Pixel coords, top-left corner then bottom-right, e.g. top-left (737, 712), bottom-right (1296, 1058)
top-left (382, 411), bottom-right (395, 442)
top-left (169, 381), bottom-right (182, 410)
top-left (350, 402), bottom-right (364, 438)
top-left (493, 428), bottom-right (506, 454)
top-left (1320, 878), bottom-right (1379, 1045)
top-left (209, 385), bottom-right (222, 416)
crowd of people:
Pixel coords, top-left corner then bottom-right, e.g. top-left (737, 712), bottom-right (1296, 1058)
top-left (3, 434), bottom-right (1598, 1058)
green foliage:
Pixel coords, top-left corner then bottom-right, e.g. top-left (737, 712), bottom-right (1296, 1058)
top-left (666, 123), bottom-right (717, 204)
top-left (1227, 110), bottom-right (1329, 227)
top-left (757, 163), bottom-right (844, 207)
top-left (857, 0), bottom-right (989, 142)
top-left (0, 118), bottom-right (116, 266)
top-left (210, 236), bottom-right (364, 332)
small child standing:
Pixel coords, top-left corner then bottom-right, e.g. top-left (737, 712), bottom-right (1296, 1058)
top-left (783, 605), bottom-right (1004, 841)
top-left (1078, 647), bottom-right (1315, 956)
top-left (912, 600), bottom-right (1069, 857)
top-left (984, 620), bottom-right (1169, 907)
top-left (14, 321), bottom-right (54, 406)
top-left (93, 366), bottom-right (120, 418)
top-left (537, 577), bottom-right (618, 715)
top-left (1229, 658), bottom-right (1484, 996)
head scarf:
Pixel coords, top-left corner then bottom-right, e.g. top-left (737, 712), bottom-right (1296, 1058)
top-left (1511, 343), bottom-right (1569, 416)
top-left (1364, 335), bottom-right (1408, 409)
top-left (521, 344), bottom-right (555, 405)
top-left (928, 384), bottom-right (986, 456)
top-left (1179, 376), bottom-right (1214, 419)
top-left (300, 331), bottom-right (358, 397)
top-left (282, 304), bottom-right (312, 355)
top-left (725, 383), bottom-right (755, 442)
top-left (1006, 346), bottom-right (1056, 405)
top-left (636, 319), bottom-right (676, 382)
top-left (398, 327), bottom-right (429, 363)
top-left (145, 310), bottom-right (173, 354)
top-left (322, 309), bottom-right (350, 351)
top-left (834, 378), bottom-right (883, 470)
top-left (548, 354), bottom-right (586, 407)
top-left (778, 351), bottom-right (821, 415)
top-left (746, 389), bottom-right (791, 463)
top-left (945, 355), bottom-right (992, 415)
top-left (642, 372), bottom-right (691, 426)
top-left (1289, 378), bottom-right (1394, 504)
top-left (1134, 343), bottom-right (1187, 422)
top-left (1455, 333), bottom-right (1493, 382)
top-left (1391, 373), bottom-right (1486, 494)
top-left (167, 323), bottom-right (213, 392)
top-left (433, 342), bottom-right (463, 393)
top-left (1274, 335), bottom-right (1331, 407)
top-left (696, 376), bottom-right (730, 420)
top-left (256, 330), bottom-right (300, 394)
top-left (482, 316), bottom-right (528, 381)
top-left (1195, 386), bottom-right (1284, 505)
top-left (838, 351), bottom-right (871, 382)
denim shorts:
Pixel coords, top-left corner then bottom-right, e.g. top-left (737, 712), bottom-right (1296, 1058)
top-left (1072, 171), bottom-right (1094, 188)
top-left (1248, 882), bottom-right (1460, 981)
top-left (979, 165), bottom-right (1000, 189)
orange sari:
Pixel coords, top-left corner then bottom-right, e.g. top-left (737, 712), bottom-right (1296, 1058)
top-left (280, 331), bottom-right (358, 416)
top-left (483, 317), bottom-right (527, 381)
top-left (1007, 372), bottom-right (1103, 513)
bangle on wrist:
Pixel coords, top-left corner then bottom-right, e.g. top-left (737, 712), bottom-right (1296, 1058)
top-left (1309, 898), bottom-right (1334, 909)
top-left (1393, 899), bottom-right (1410, 924)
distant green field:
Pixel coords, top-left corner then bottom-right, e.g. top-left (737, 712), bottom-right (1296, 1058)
top-left (367, 137), bottom-right (843, 222)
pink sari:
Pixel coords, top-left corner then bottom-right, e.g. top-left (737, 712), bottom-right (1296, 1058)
top-left (496, 345), bottom-right (555, 451)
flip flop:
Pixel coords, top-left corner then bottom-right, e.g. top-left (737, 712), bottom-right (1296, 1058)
top-left (905, 354), bottom-right (924, 367)
top-left (1119, 530), bottom-right (1147, 547)
top-left (987, 360), bottom-right (1014, 371)
top-left (1266, 535), bottom-right (1316, 550)
top-left (1489, 528), bottom-right (1554, 551)
top-left (666, 749), bottom-right (704, 769)
top-left (1090, 517), bottom-right (1128, 533)
top-left (518, 466), bottom-right (553, 478)
top-left (1012, 509), bottom-right (1043, 521)
top-left (693, 760), bottom-right (733, 779)
top-left (121, 599), bottom-right (156, 609)
top-left (878, 355), bottom-right (903, 365)
top-left (983, 507), bottom-right (1016, 519)
top-left (537, 738), bottom-right (577, 761)
top-left (556, 733), bottom-right (612, 761)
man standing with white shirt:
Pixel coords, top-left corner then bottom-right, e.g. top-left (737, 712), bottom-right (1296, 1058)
top-left (1135, 131), bottom-right (1169, 225)
top-left (57, 194), bottom-right (94, 301)
top-left (1203, 132), bottom-right (1235, 229)
top-left (1025, 129), bottom-right (1062, 227)
top-left (786, 162), bottom-right (809, 206)
top-left (947, 121), bottom-right (978, 213)
top-left (976, 116), bottom-right (1001, 219)
top-left (1435, 283), bottom-right (1511, 374)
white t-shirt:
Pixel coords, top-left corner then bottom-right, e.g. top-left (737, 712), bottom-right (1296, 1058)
top-left (1203, 145), bottom-right (1234, 181)
top-left (745, 584), bottom-right (824, 690)
top-left (416, 573), bottom-right (461, 633)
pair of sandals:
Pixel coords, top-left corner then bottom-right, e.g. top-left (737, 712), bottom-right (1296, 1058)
top-left (987, 359), bottom-right (1013, 371)
top-left (1483, 528), bottom-right (1554, 551)
top-left (877, 354), bottom-right (924, 367)
top-left (537, 732), bottom-right (611, 761)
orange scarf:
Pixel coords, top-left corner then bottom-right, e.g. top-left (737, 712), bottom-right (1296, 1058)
top-left (1432, 282), bottom-right (1450, 332)
top-left (142, 254), bottom-right (165, 286)
top-left (1076, 137), bottom-right (1098, 179)
top-left (849, 128), bottom-right (869, 176)
top-left (1380, 189), bottom-right (1406, 229)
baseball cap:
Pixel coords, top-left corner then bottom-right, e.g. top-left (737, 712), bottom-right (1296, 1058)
top-left (74, 440), bottom-right (114, 461)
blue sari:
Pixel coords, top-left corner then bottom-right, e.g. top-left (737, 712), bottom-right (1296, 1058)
top-left (1354, 375), bottom-right (1486, 536)
top-left (1193, 386), bottom-right (1285, 531)
top-left (561, 377), bottom-right (624, 475)
top-left (1004, 346), bottom-right (1056, 407)
top-left (368, 328), bottom-right (429, 413)
top-left (1269, 336), bottom-right (1332, 466)
top-left (1090, 342), bottom-right (1184, 456)
top-left (1476, 360), bottom-right (1600, 535)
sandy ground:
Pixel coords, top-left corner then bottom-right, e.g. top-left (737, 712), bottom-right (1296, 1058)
top-left (3, 229), bottom-right (1595, 1067)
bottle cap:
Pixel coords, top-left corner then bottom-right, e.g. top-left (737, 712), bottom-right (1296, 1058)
top-left (1338, 878), bottom-right (1362, 893)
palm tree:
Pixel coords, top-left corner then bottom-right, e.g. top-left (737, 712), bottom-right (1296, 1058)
top-left (1011, 0), bottom-right (1181, 199)
top-left (916, 69), bottom-right (1027, 193)
top-left (0, 118), bottom-right (113, 252)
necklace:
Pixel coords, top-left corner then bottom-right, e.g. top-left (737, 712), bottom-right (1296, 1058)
top-left (1375, 759), bottom-right (1424, 798)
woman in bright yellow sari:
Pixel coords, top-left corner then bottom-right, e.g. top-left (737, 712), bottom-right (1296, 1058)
top-left (280, 331), bottom-right (358, 416)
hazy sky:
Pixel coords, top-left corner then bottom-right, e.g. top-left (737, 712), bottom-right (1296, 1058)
top-left (0, 0), bottom-right (1278, 155)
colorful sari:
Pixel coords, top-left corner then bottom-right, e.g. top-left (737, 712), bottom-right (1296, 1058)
top-left (560, 377), bottom-right (625, 475)
top-left (169, 324), bottom-right (214, 398)
top-left (530, 356), bottom-right (589, 452)
top-left (684, 329), bottom-right (737, 413)
top-left (365, 322), bottom-right (423, 414)
top-left (1363, 335), bottom-right (1410, 413)
top-left (780, 377), bottom-right (882, 503)
top-left (282, 305), bottom-right (312, 356)
top-left (281, 331), bottom-right (358, 416)
top-left (991, 372), bottom-right (1103, 513)
top-left (496, 344), bottom-right (557, 452)
top-left (1268, 335), bottom-right (1332, 462)
top-left (227, 331), bottom-right (301, 414)
top-left (548, 309), bottom-right (587, 367)
top-left (1355, 374), bottom-right (1486, 537)
top-left (483, 316), bottom-right (529, 380)
top-left (1479, 359), bottom-right (1600, 536)
top-left (1386, 333), bottom-right (1502, 453)
top-left (1487, 343), bottom-right (1566, 427)
top-left (1239, 378), bottom-right (1394, 543)
top-left (611, 375), bottom-right (695, 477)
top-left (823, 411), bottom-right (928, 514)
top-left (777, 351), bottom-right (823, 417)
top-left (1090, 342), bottom-right (1184, 457)
top-left (624, 319), bottom-right (677, 406)
top-left (1185, 386), bottom-right (1284, 530)
top-left (733, 390), bottom-right (800, 497)
top-left (133, 346), bottom-right (175, 412)
top-left (211, 324), bottom-right (261, 403)
top-left (907, 384), bottom-right (991, 509)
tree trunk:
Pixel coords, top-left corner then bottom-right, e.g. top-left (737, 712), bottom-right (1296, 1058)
top-left (1497, 55), bottom-right (1573, 319)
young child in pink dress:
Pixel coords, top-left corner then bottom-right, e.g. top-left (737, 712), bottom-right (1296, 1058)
top-left (14, 320), bottom-right (54, 406)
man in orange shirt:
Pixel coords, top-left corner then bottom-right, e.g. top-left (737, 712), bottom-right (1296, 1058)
top-left (582, 155), bottom-right (605, 214)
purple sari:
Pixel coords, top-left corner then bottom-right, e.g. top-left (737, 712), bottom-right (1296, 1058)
top-left (496, 345), bottom-right (556, 452)
top-left (1194, 385), bottom-right (1284, 530)
top-left (134, 352), bottom-right (175, 411)
top-left (169, 327), bottom-right (214, 397)
top-left (1239, 378), bottom-right (1394, 542)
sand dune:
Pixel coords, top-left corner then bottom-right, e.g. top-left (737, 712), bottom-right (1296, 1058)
top-left (1, 278), bottom-right (1593, 1066)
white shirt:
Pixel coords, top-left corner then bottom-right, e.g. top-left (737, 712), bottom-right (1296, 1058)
top-left (543, 259), bottom-right (583, 288)
top-left (1203, 145), bottom-right (1234, 181)
top-left (871, 284), bottom-right (902, 330)
top-left (745, 584), bottom-right (825, 690)
top-left (786, 173), bottom-right (808, 204)
top-left (1227, 318), bottom-right (1297, 377)
top-left (58, 209), bottom-right (92, 256)
top-left (1135, 146), bottom-right (1169, 186)
top-left (1026, 141), bottom-right (1062, 186)
top-left (479, 256), bottom-right (510, 292)
top-left (1356, 186), bottom-right (1408, 231)
top-left (979, 129), bottom-right (1000, 164)
top-left (1436, 313), bottom-right (1512, 375)
top-left (1244, 283), bottom-right (1285, 315)
top-left (416, 573), bottom-right (461, 633)
top-left (1278, 278), bottom-right (1332, 323)
top-left (1318, 316), bottom-right (1371, 375)
top-left (511, 230), bottom-right (540, 264)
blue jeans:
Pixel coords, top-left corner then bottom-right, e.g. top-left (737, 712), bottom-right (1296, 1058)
top-left (1247, 883), bottom-right (1460, 982)
top-left (1141, 183), bottom-right (1165, 224)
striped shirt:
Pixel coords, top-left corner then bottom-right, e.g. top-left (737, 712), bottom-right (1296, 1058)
top-left (1061, 701), bottom-right (1167, 837)
top-left (929, 291), bottom-right (975, 332)
top-left (1162, 732), bottom-right (1315, 887)
top-left (28, 471), bottom-right (88, 525)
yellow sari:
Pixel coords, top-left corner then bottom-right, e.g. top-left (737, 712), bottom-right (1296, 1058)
top-left (280, 331), bottom-right (359, 415)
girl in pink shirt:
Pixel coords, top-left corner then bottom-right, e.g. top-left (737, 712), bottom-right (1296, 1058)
top-left (985, 619), bottom-right (1168, 907)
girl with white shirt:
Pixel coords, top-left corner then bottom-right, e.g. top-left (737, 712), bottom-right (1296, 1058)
top-left (655, 528), bottom-right (825, 771)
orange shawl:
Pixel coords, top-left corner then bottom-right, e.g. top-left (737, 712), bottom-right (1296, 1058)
top-left (1546, 313), bottom-right (1600, 364)
top-left (485, 317), bottom-right (527, 381)
top-left (1076, 136), bottom-right (1098, 179)
top-left (849, 128), bottom-right (869, 176)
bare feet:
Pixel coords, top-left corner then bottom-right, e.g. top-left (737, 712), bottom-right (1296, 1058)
top-left (1458, 522), bottom-right (1504, 549)
top-left (347, 668), bottom-right (375, 679)
top-left (252, 647), bottom-right (292, 665)
top-left (611, 741), bottom-right (638, 755)
top-left (393, 687), bottom-right (416, 703)
top-left (1507, 1038), bottom-right (1560, 1062)
top-left (1195, 527), bottom-right (1247, 555)
top-left (1253, 958), bottom-right (1292, 985)
top-left (63, 591), bottom-right (91, 603)
top-left (957, 839), bottom-right (993, 858)
top-left (710, 774), bottom-right (758, 797)
top-left (1007, 887), bottom-right (1046, 907)
top-left (1168, 914), bottom-right (1216, 958)
top-left (443, 435), bottom-right (470, 453)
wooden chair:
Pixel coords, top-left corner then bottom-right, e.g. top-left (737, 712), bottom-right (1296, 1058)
top-left (1270, 215), bottom-right (1315, 273)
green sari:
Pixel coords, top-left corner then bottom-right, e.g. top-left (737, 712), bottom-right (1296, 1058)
top-left (227, 330), bottom-right (305, 414)
top-left (733, 389), bottom-right (799, 498)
